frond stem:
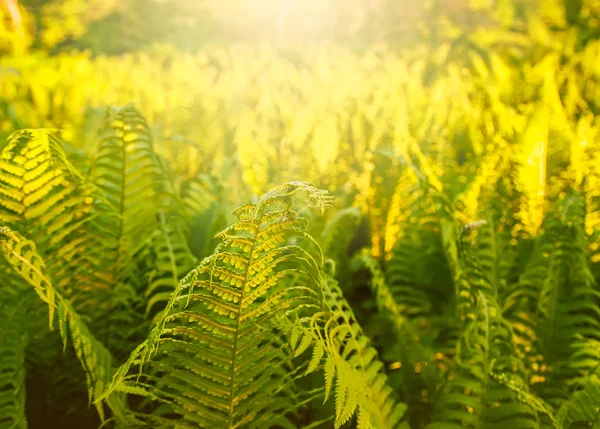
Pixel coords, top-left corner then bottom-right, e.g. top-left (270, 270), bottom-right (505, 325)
top-left (227, 211), bottom-right (263, 428)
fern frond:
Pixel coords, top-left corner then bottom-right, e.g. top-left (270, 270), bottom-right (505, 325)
top-left (557, 372), bottom-right (600, 428)
top-left (180, 173), bottom-right (227, 258)
top-left (383, 162), bottom-right (423, 256)
top-left (429, 293), bottom-right (544, 428)
top-left (0, 226), bottom-right (121, 422)
top-left (299, 269), bottom-right (409, 429)
top-left (144, 209), bottom-right (197, 319)
top-left (138, 160), bottom-right (197, 319)
top-left (430, 218), bottom-right (548, 428)
top-left (515, 106), bottom-right (549, 238)
top-left (504, 190), bottom-right (600, 402)
top-left (83, 105), bottom-right (175, 357)
top-left (87, 104), bottom-right (162, 293)
top-left (105, 182), bottom-right (334, 428)
top-left (0, 129), bottom-right (94, 295)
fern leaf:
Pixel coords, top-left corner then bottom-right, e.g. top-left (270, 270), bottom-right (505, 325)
top-left (0, 129), bottom-right (94, 296)
top-left (504, 190), bottom-right (600, 402)
top-left (85, 105), bottom-right (187, 358)
top-left (557, 373), bottom-right (600, 428)
top-left (319, 207), bottom-right (362, 264)
top-left (0, 227), bottom-right (122, 422)
top-left (430, 217), bottom-right (550, 428)
top-left (105, 182), bottom-right (333, 428)
top-left (88, 105), bottom-right (162, 290)
top-left (308, 272), bottom-right (409, 429)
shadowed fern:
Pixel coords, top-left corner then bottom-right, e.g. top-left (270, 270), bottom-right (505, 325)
top-left (428, 220), bottom-right (551, 429)
top-left (86, 105), bottom-right (183, 358)
top-left (318, 207), bottom-right (362, 265)
top-left (0, 226), bottom-right (123, 422)
top-left (0, 295), bottom-right (28, 429)
top-left (87, 105), bottom-right (163, 298)
top-left (557, 365), bottom-right (600, 428)
top-left (504, 190), bottom-right (600, 405)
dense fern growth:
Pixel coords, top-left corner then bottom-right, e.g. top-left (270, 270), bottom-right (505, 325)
top-left (1, 18), bottom-right (600, 424)
top-left (87, 105), bottom-right (196, 357)
top-left (429, 221), bottom-right (548, 428)
top-left (504, 190), bottom-right (600, 405)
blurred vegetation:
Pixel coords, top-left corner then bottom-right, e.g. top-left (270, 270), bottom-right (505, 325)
top-left (0, 0), bottom-right (597, 54)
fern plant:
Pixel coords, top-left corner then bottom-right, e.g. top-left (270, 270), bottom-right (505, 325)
top-left (0, 226), bottom-right (121, 422)
top-left (0, 108), bottom-right (197, 426)
top-left (86, 105), bottom-right (196, 358)
top-left (0, 129), bottom-right (95, 298)
top-left (306, 266), bottom-right (409, 429)
top-left (103, 181), bottom-right (407, 428)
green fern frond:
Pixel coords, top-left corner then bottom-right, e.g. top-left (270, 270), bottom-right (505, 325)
top-left (515, 106), bottom-right (549, 238)
top-left (143, 209), bottom-right (196, 318)
top-left (105, 182), bottom-right (334, 428)
top-left (0, 129), bottom-right (95, 295)
top-left (557, 372), bottom-right (600, 428)
top-left (0, 129), bottom-right (86, 226)
top-left (353, 250), bottom-right (452, 427)
top-left (298, 269), bottom-right (409, 429)
top-left (454, 141), bottom-right (525, 293)
top-left (0, 227), bottom-right (120, 422)
top-left (455, 141), bottom-right (508, 226)
top-left (430, 218), bottom-right (548, 428)
top-left (136, 154), bottom-right (198, 320)
top-left (428, 293), bottom-right (543, 429)
top-left (354, 251), bottom-right (409, 327)
top-left (88, 105), bottom-right (163, 291)
top-left (180, 173), bottom-right (227, 258)
top-left (319, 207), bottom-right (362, 264)
top-left (386, 230), bottom-right (446, 318)
top-left (372, 150), bottom-right (452, 319)
top-left (360, 147), bottom-right (405, 257)
top-left (504, 190), bottom-right (600, 402)
top-left (385, 150), bottom-right (439, 259)
top-left (83, 105), bottom-right (175, 356)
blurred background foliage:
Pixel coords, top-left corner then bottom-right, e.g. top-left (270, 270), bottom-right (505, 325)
top-left (0, 0), bottom-right (599, 214)
top-left (0, 0), bottom-right (597, 54)
top-left (0, 0), bottom-right (598, 229)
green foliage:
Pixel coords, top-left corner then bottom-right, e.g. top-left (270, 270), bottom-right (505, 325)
top-left (103, 182), bottom-right (406, 428)
top-left (557, 371), bottom-right (600, 427)
top-left (0, 226), bottom-right (116, 421)
top-left (0, 89), bottom-right (599, 427)
top-left (1, 3), bottom-right (600, 425)
top-left (311, 270), bottom-right (409, 429)
top-left (0, 294), bottom-right (28, 429)
top-left (105, 182), bottom-right (336, 427)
